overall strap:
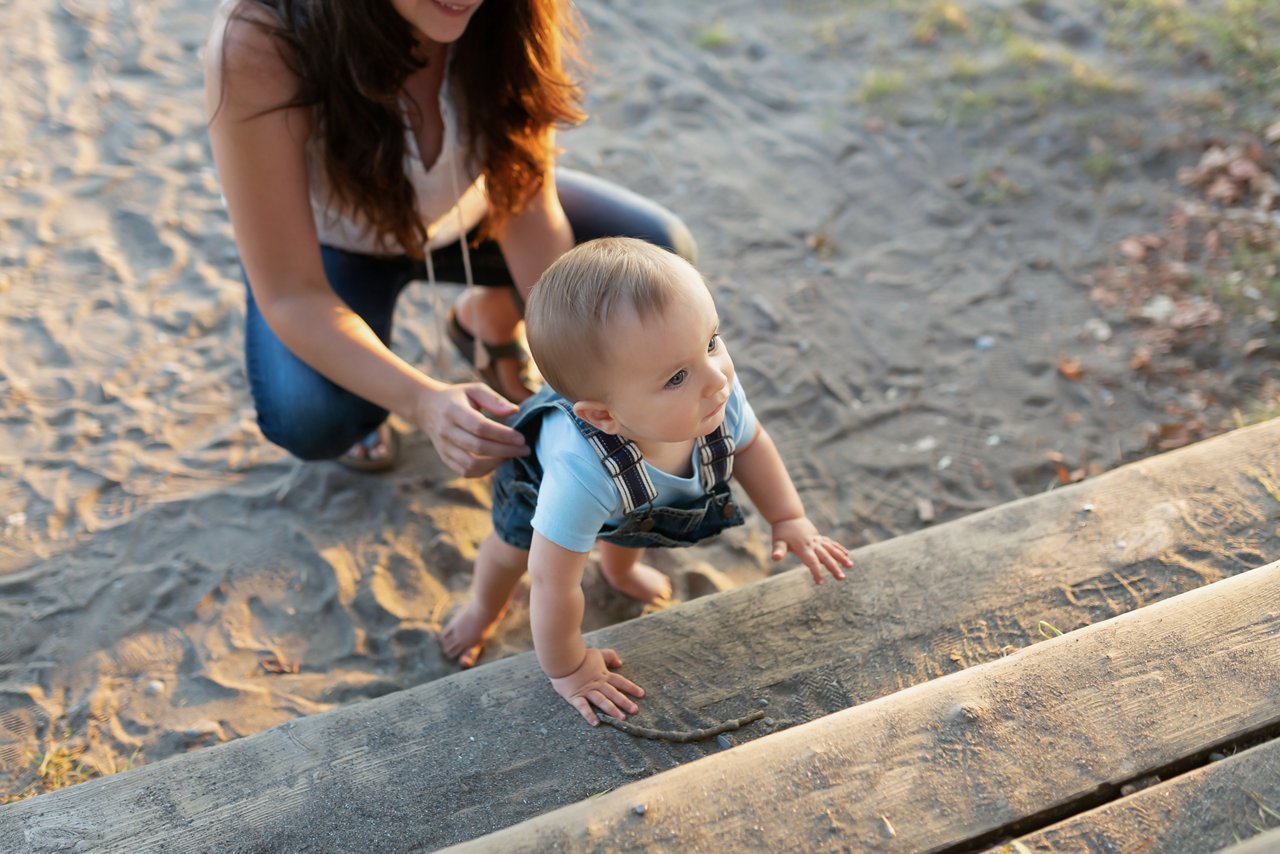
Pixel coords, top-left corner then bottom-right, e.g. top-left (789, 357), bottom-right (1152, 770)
top-left (695, 421), bottom-right (735, 491)
top-left (553, 401), bottom-right (657, 515)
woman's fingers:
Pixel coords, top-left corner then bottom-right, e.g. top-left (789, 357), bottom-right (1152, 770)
top-left (443, 449), bottom-right (503, 478)
top-left (426, 396), bottom-right (528, 477)
top-left (445, 407), bottom-right (519, 445)
top-left (464, 383), bottom-right (521, 419)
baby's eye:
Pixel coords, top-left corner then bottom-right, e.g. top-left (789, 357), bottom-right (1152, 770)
top-left (665, 369), bottom-right (688, 389)
top-left (707, 333), bottom-right (720, 353)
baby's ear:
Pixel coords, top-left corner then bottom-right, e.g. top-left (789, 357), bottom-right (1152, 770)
top-left (572, 400), bottom-right (620, 434)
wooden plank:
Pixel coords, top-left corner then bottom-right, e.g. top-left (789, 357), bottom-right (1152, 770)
top-left (988, 736), bottom-right (1280, 854)
top-left (1218, 827), bottom-right (1280, 854)
top-left (0, 421), bottom-right (1277, 851)
top-left (454, 561), bottom-right (1280, 852)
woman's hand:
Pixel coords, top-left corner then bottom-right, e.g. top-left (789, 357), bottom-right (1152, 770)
top-left (413, 383), bottom-right (529, 476)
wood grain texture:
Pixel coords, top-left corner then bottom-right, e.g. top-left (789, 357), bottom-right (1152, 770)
top-left (1, 421), bottom-right (1277, 852)
top-left (1216, 827), bottom-right (1280, 854)
top-left (990, 737), bottom-right (1280, 854)
top-left (456, 561), bottom-right (1280, 853)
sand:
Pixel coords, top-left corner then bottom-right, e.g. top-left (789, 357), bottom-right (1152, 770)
top-left (1, 0), bottom-right (1276, 802)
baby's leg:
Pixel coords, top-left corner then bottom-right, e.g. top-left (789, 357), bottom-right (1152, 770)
top-left (442, 533), bottom-right (529, 668)
top-left (597, 541), bottom-right (672, 606)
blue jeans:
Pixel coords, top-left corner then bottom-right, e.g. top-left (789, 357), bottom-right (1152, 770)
top-left (244, 169), bottom-right (698, 460)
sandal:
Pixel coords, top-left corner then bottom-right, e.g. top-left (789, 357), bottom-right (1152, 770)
top-left (446, 307), bottom-right (537, 403)
top-left (338, 422), bottom-right (400, 473)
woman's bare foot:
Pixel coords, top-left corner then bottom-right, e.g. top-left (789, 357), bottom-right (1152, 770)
top-left (599, 561), bottom-right (672, 606)
top-left (441, 602), bottom-right (506, 668)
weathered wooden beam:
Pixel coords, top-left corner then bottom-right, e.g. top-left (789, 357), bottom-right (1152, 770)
top-left (455, 561), bottom-right (1280, 852)
top-left (1, 421), bottom-right (1277, 851)
top-left (1217, 827), bottom-right (1280, 854)
top-left (989, 736), bottom-right (1280, 854)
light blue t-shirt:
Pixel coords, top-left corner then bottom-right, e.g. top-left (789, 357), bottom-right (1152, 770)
top-left (531, 376), bottom-right (758, 553)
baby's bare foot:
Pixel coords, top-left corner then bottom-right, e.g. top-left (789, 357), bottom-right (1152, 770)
top-left (601, 562), bottom-right (672, 606)
top-left (441, 603), bottom-right (504, 668)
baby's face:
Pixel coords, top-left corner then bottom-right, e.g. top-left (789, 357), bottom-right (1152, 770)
top-left (593, 268), bottom-right (734, 446)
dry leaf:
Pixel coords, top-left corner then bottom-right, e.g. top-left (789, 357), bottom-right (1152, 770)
top-left (260, 657), bottom-right (300, 674)
top-left (1120, 237), bottom-right (1148, 262)
top-left (1155, 422), bottom-right (1192, 450)
top-left (1169, 299), bottom-right (1223, 330)
top-left (1056, 354), bottom-right (1084, 381)
top-left (1206, 175), bottom-right (1242, 204)
top-left (1228, 158), bottom-right (1261, 182)
top-left (1055, 464), bottom-right (1084, 485)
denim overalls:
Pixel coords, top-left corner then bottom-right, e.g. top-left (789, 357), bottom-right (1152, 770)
top-left (491, 386), bottom-right (745, 551)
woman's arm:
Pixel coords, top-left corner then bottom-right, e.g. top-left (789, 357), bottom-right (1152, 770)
top-left (528, 532), bottom-right (643, 725)
top-left (493, 134), bottom-right (575, 301)
top-left (204, 10), bottom-right (525, 475)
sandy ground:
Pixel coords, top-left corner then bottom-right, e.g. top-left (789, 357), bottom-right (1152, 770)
top-left (1, 0), bottom-right (1276, 800)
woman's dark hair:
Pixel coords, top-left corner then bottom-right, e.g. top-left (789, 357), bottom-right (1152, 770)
top-left (225, 0), bottom-right (586, 256)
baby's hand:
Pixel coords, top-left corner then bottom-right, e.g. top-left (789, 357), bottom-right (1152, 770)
top-left (771, 517), bottom-right (853, 584)
top-left (549, 648), bottom-right (645, 726)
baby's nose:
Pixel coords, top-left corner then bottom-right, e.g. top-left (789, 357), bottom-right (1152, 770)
top-left (704, 368), bottom-right (728, 396)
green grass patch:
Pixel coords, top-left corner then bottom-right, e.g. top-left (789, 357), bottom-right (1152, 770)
top-left (969, 165), bottom-right (1031, 206)
top-left (911, 1), bottom-right (970, 46)
top-left (1083, 148), bottom-right (1121, 183)
top-left (1004, 34), bottom-right (1051, 66)
top-left (1212, 243), bottom-right (1280, 315)
top-left (856, 69), bottom-right (908, 103)
top-left (948, 54), bottom-right (984, 82)
top-left (1103, 0), bottom-right (1280, 105)
top-left (939, 88), bottom-right (1000, 125)
top-left (1, 723), bottom-right (139, 804)
top-left (693, 21), bottom-right (735, 50)
top-left (931, 25), bottom-right (1138, 123)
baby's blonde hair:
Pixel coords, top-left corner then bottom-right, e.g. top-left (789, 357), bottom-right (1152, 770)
top-left (526, 237), bottom-right (699, 401)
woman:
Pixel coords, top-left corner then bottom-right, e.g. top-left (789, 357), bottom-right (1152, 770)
top-left (205, 0), bottom-right (696, 475)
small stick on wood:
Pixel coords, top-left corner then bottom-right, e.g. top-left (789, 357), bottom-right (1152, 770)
top-left (597, 709), bottom-right (766, 743)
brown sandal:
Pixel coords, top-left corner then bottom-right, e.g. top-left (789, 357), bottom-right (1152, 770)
top-left (446, 307), bottom-right (537, 403)
top-left (337, 422), bottom-right (399, 473)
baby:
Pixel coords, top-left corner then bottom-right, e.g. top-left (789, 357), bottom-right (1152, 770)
top-left (442, 237), bottom-right (851, 725)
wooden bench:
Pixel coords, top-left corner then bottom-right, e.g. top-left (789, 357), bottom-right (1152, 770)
top-left (452, 559), bottom-right (1280, 851)
top-left (1, 420), bottom-right (1277, 851)
top-left (1003, 735), bottom-right (1280, 853)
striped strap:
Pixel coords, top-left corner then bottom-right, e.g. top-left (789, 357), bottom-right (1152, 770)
top-left (585, 430), bottom-right (658, 515)
top-left (554, 400), bottom-right (657, 515)
top-left (696, 422), bottom-right (735, 490)
top-left (557, 401), bottom-right (735, 514)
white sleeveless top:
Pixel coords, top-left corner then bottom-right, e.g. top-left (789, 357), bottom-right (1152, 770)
top-left (307, 60), bottom-right (487, 255)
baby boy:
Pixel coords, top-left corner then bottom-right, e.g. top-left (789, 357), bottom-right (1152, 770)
top-left (442, 237), bottom-right (851, 724)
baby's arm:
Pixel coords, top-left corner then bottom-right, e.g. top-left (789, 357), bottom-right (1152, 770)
top-left (528, 532), bottom-right (645, 725)
top-left (733, 426), bottom-right (853, 584)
